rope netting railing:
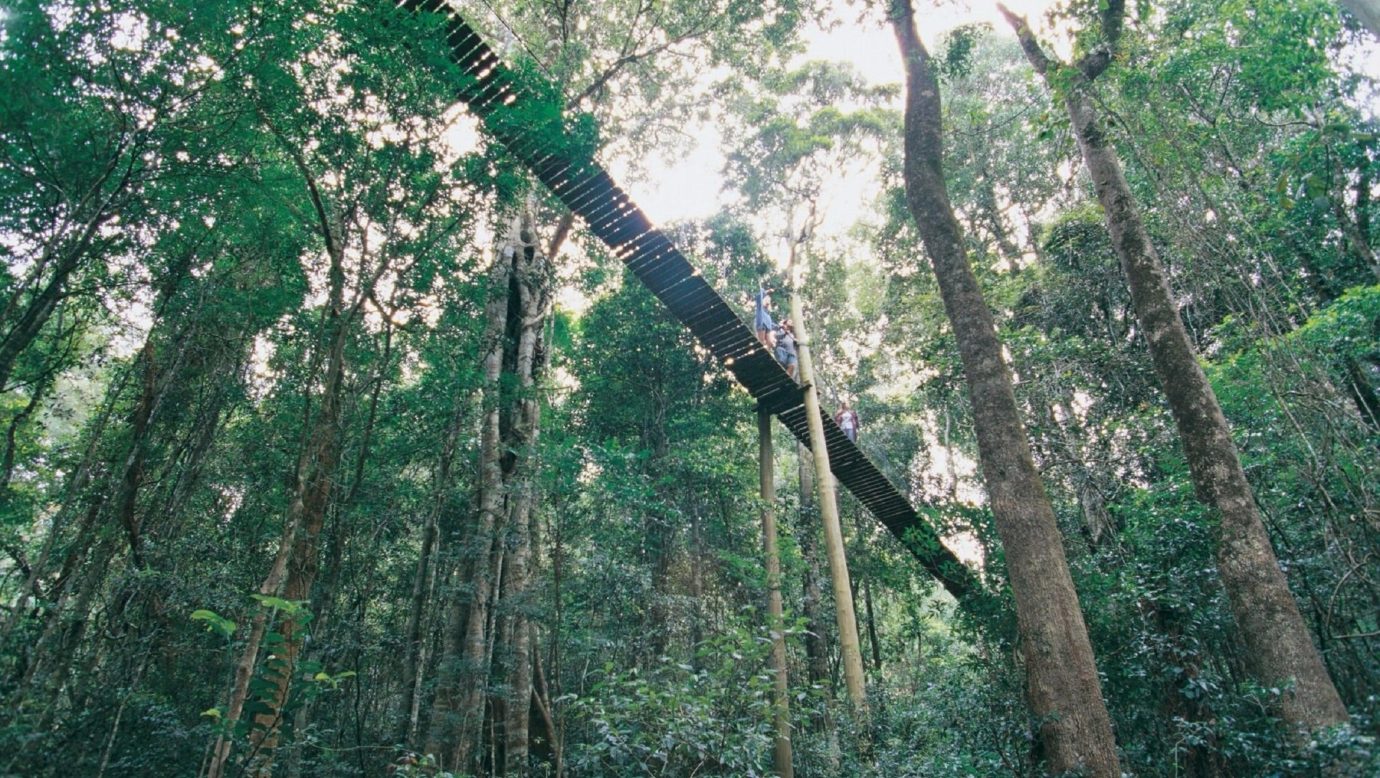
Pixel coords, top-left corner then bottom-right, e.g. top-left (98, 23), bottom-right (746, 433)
top-left (394, 0), bottom-right (987, 608)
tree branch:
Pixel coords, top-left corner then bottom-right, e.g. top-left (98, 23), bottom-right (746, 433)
top-left (1099, 0), bottom-right (1126, 53)
top-left (1078, 0), bottom-right (1125, 80)
top-left (1000, 1), bottom-right (1125, 82)
top-left (255, 105), bottom-right (340, 262)
top-left (996, 4), bottom-right (1054, 78)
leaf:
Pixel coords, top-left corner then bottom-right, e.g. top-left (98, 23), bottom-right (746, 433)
top-left (191, 609), bottom-right (237, 638)
top-left (251, 593), bottom-right (308, 617)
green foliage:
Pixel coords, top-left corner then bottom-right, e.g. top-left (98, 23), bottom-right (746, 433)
top-left (1, 1), bottom-right (1378, 776)
top-left (566, 627), bottom-right (778, 776)
top-left (724, 59), bottom-right (897, 207)
top-left (392, 752), bottom-right (457, 778)
top-left (937, 23), bottom-right (991, 82)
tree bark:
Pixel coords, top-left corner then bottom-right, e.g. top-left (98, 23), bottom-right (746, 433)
top-left (243, 243), bottom-right (352, 776)
top-left (252, 306), bottom-right (348, 767)
top-left (399, 343), bottom-right (472, 748)
top-left (209, 209), bottom-right (355, 778)
top-left (863, 579), bottom-right (882, 672)
top-left (502, 211), bottom-right (551, 776)
top-left (1001, 5), bottom-right (1351, 735)
top-left (400, 482), bottom-right (447, 748)
top-left (426, 243), bottom-right (511, 771)
top-left (758, 411), bottom-right (795, 778)
top-left (889, 4), bottom-right (1120, 774)
top-left (796, 443), bottom-right (830, 690)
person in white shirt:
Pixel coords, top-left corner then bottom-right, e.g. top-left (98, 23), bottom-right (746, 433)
top-left (835, 401), bottom-right (859, 443)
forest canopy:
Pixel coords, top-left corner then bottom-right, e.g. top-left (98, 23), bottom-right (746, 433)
top-left (1, 0), bottom-right (1378, 776)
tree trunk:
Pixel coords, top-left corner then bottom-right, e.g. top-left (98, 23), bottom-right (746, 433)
top-left (758, 410), bottom-right (795, 778)
top-left (796, 443), bottom-right (830, 689)
top-left (426, 221), bottom-right (518, 772)
top-left (0, 206), bottom-right (114, 390)
top-left (863, 579), bottom-right (882, 672)
top-left (400, 365), bottom-right (470, 747)
top-left (206, 232), bottom-right (353, 778)
top-left (502, 212), bottom-right (551, 776)
top-left (400, 491), bottom-right (446, 747)
top-left (890, 4), bottom-right (1120, 774)
top-left (24, 533), bottom-right (116, 736)
top-left (999, 2), bottom-right (1352, 733)
top-left (286, 314), bottom-right (395, 778)
top-left (243, 245), bottom-right (351, 775)
top-left (1, 348), bottom-right (57, 489)
top-left (112, 336), bottom-right (176, 570)
top-left (1035, 51), bottom-right (1350, 733)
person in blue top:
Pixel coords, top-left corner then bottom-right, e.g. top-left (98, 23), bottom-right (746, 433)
top-left (754, 287), bottom-right (776, 349)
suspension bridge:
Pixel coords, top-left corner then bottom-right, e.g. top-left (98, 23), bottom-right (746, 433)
top-left (395, 0), bottom-right (988, 609)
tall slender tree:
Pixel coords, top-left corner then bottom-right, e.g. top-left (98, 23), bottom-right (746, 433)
top-left (887, 1), bottom-right (1120, 774)
top-left (1000, 0), bottom-right (1350, 734)
top-left (758, 410), bottom-right (795, 778)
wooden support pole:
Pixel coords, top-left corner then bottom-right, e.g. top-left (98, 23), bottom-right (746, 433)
top-left (787, 283), bottom-right (868, 714)
top-left (759, 410), bottom-right (794, 778)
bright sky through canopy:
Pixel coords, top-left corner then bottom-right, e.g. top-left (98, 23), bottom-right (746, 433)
top-left (622, 0), bottom-right (1062, 228)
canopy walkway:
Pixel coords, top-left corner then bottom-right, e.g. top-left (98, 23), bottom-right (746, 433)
top-left (396, 0), bottom-right (986, 608)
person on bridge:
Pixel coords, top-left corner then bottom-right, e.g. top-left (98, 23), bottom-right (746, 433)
top-left (835, 401), bottom-right (860, 443)
top-left (754, 287), bottom-right (776, 349)
top-left (774, 320), bottom-right (798, 380)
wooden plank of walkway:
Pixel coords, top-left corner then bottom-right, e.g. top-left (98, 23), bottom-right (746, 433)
top-left (394, 0), bottom-right (988, 609)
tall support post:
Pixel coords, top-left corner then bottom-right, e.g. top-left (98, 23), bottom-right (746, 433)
top-left (758, 410), bottom-right (795, 778)
top-left (787, 273), bottom-right (868, 714)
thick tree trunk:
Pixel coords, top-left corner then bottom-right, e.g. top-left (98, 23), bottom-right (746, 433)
top-left (286, 315), bottom-right (394, 778)
top-left (890, 5), bottom-right (1120, 774)
top-left (427, 221), bottom-right (520, 772)
top-left (502, 214), bottom-right (550, 776)
top-left (758, 411), bottom-right (795, 778)
top-left (1054, 72), bottom-right (1350, 734)
top-left (206, 236), bottom-right (353, 778)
